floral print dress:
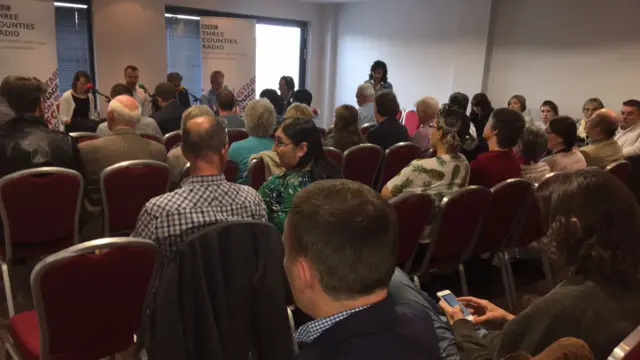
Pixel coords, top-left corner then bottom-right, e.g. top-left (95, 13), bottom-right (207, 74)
top-left (258, 169), bottom-right (313, 233)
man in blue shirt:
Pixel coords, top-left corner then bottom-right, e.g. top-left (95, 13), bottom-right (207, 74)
top-left (200, 70), bottom-right (225, 113)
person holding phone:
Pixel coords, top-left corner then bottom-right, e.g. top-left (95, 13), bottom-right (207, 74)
top-left (439, 169), bottom-right (640, 360)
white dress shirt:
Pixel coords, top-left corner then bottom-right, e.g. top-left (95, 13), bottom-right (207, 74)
top-left (615, 123), bottom-right (640, 158)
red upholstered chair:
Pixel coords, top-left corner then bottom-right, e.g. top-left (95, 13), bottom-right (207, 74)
top-left (610, 326), bottom-right (640, 360)
top-left (606, 160), bottom-right (632, 187)
top-left (377, 142), bottom-right (421, 190)
top-left (224, 160), bottom-right (239, 183)
top-left (101, 160), bottom-right (169, 236)
top-left (317, 127), bottom-right (327, 140)
top-left (68, 132), bottom-right (100, 144)
top-left (359, 123), bottom-right (376, 137)
top-left (248, 157), bottom-right (267, 191)
top-left (397, 109), bottom-right (405, 122)
top-left (402, 110), bottom-right (420, 137)
top-left (0, 168), bottom-right (83, 317)
top-left (343, 144), bottom-right (384, 188)
top-left (390, 193), bottom-right (435, 273)
top-left (324, 147), bottom-right (344, 169)
top-left (163, 130), bottom-right (182, 152)
top-left (138, 132), bottom-right (164, 145)
top-left (416, 186), bottom-right (492, 295)
top-left (228, 128), bottom-right (249, 146)
top-left (5, 238), bottom-right (159, 360)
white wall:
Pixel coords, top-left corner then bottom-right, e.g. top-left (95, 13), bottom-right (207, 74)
top-left (486, 0), bottom-right (640, 119)
top-left (332, 0), bottom-right (492, 111)
top-left (92, 0), bottom-right (332, 115)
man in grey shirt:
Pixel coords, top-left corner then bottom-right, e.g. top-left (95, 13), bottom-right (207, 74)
top-left (95, 83), bottom-right (163, 139)
top-left (356, 83), bottom-right (376, 127)
top-left (216, 88), bottom-right (245, 129)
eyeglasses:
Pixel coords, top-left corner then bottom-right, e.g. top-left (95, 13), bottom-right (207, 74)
top-left (274, 140), bottom-right (294, 148)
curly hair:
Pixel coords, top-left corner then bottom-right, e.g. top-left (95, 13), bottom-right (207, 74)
top-left (243, 98), bottom-right (276, 137)
top-left (536, 169), bottom-right (640, 290)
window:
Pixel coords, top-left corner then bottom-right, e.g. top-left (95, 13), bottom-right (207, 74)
top-left (165, 7), bottom-right (307, 100)
top-left (54, 2), bottom-right (93, 94)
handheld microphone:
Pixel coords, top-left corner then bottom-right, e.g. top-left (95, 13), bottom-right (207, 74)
top-left (180, 85), bottom-right (200, 103)
top-left (86, 83), bottom-right (112, 102)
top-left (138, 83), bottom-right (152, 96)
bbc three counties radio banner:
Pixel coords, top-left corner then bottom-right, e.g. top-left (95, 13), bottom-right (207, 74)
top-left (0, 0), bottom-right (61, 130)
top-left (200, 17), bottom-right (256, 112)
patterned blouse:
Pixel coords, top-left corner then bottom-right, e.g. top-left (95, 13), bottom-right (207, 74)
top-left (258, 169), bottom-right (313, 233)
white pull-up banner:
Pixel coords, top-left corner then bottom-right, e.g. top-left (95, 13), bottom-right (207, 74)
top-left (0, 0), bottom-right (60, 129)
top-left (200, 17), bottom-right (256, 113)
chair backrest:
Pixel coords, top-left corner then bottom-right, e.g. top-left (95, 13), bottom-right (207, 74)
top-left (418, 186), bottom-right (492, 275)
top-left (610, 326), bottom-right (640, 360)
top-left (402, 110), bottom-right (420, 137)
top-left (343, 144), bottom-right (384, 187)
top-left (472, 179), bottom-right (534, 256)
top-left (359, 123), bottom-right (377, 137)
top-left (69, 132), bottom-right (100, 144)
top-left (139, 132), bottom-right (164, 145)
top-left (32, 238), bottom-right (158, 359)
top-left (507, 192), bottom-right (544, 249)
top-left (163, 130), bottom-right (182, 152)
top-left (377, 142), bottom-right (422, 190)
top-left (606, 160), bottom-right (632, 187)
top-left (324, 147), bottom-right (344, 169)
top-left (248, 157), bottom-right (267, 190)
top-left (317, 127), bottom-right (327, 140)
top-left (0, 168), bottom-right (83, 261)
top-left (397, 109), bottom-right (405, 122)
top-left (224, 160), bottom-right (239, 183)
top-left (390, 193), bottom-right (435, 266)
top-left (228, 128), bottom-right (249, 146)
top-left (101, 160), bottom-right (170, 236)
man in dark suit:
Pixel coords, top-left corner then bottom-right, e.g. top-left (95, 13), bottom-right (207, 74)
top-left (151, 82), bottom-right (186, 135)
top-left (366, 90), bottom-right (409, 150)
top-left (284, 180), bottom-right (440, 360)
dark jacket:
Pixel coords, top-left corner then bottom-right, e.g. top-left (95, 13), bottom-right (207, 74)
top-left (296, 296), bottom-right (440, 360)
top-left (0, 115), bottom-right (79, 178)
top-left (149, 220), bottom-right (294, 360)
top-left (366, 118), bottom-right (409, 150)
top-left (177, 88), bottom-right (191, 109)
top-left (150, 101), bottom-right (186, 135)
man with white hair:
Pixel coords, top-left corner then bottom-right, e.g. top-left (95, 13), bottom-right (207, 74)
top-left (356, 83), bottom-right (376, 127)
top-left (78, 95), bottom-right (166, 239)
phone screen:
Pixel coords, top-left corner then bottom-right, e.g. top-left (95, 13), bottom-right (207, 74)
top-left (442, 293), bottom-right (471, 318)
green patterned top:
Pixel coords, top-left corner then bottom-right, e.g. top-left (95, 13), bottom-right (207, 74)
top-left (258, 169), bottom-right (313, 233)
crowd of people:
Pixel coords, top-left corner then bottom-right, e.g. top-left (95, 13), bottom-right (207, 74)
top-left (0, 58), bottom-right (639, 360)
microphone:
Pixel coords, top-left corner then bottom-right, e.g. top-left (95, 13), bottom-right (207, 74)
top-left (86, 83), bottom-right (112, 102)
top-left (180, 85), bottom-right (200, 103)
top-left (138, 83), bottom-right (152, 96)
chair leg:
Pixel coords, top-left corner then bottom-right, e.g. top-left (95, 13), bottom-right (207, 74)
top-left (503, 252), bottom-right (518, 310)
top-left (497, 253), bottom-right (515, 311)
top-left (458, 263), bottom-right (469, 296)
top-left (1, 260), bottom-right (15, 318)
top-left (541, 251), bottom-right (554, 292)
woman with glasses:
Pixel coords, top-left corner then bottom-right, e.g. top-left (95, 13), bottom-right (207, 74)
top-left (577, 97), bottom-right (604, 142)
top-left (541, 116), bottom-right (586, 172)
top-left (258, 116), bottom-right (342, 233)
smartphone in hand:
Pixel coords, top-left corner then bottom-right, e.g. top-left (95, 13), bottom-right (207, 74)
top-left (437, 290), bottom-right (473, 321)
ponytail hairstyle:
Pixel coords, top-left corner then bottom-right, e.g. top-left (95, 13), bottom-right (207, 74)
top-left (435, 103), bottom-right (471, 153)
top-left (280, 117), bottom-right (342, 181)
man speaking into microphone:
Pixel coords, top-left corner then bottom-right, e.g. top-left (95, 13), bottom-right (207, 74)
top-left (124, 65), bottom-right (152, 117)
top-left (167, 72), bottom-right (191, 109)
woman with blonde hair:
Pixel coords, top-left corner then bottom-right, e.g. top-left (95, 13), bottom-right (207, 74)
top-left (412, 96), bottom-right (440, 156)
top-left (325, 105), bottom-right (365, 152)
top-left (284, 103), bottom-right (314, 119)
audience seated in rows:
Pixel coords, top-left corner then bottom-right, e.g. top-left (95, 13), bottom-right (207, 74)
top-left (258, 117), bottom-right (341, 233)
top-left (517, 126), bottom-right (551, 184)
top-left (577, 97), bottom-right (604, 141)
top-left (325, 104), bottom-right (366, 152)
top-left (96, 83), bottom-right (163, 138)
top-left (0, 76), bottom-right (15, 125)
top-left (579, 109), bottom-right (623, 167)
top-left (285, 180), bottom-right (440, 359)
top-left (508, 95), bottom-right (534, 128)
top-left (439, 169), bottom-right (640, 360)
top-left (541, 116), bottom-right (586, 172)
top-left (228, 99), bottom-right (276, 185)
top-left (217, 88), bottom-right (245, 129)
top-left (539, 100), bottom-right (559, 130)
top-left (166, 106), bottom-right (211, 188)
top-left (151, 82), bottom-right (186, 135)
top-left (469, 108), bottom-right (524, 188)
top-left (366, 90), bottom-right (409, 150)
top-left (132, 110), bottom-right (267, 264)
top-left (614, 99), bottom-right (640, 157)
top-left (411, 96), bottom-right (439, 156)
top-left (0, 76), bottom-right (79, 178)
top-left (79, 95), bottom-right (166, 240)
top-left (356, 83), bottom-right (375, 127)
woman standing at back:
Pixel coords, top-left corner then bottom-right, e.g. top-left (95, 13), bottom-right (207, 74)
top-left (326, 105), bottom-right (365, 152)
top-left (365, 60), bottom-right (393, 95)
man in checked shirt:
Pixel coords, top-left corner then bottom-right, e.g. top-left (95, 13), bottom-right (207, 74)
top-left (131, 106), bottom-right (268, 265)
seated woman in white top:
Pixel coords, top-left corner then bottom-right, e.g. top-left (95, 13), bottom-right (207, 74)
top-left (59, 71), bottom-right (98, 132)
top-left (508, 95), bottom-right (535, 128)
top-left (517, 126), bottom-right (551, 184)
top-left (382, 104), bottom-right (471, 205)
top-left (541, 116), bottom-right (586, 172)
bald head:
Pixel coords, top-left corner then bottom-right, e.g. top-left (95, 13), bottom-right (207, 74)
top-left (587, 108), bottom-right (620, 140)
top-left (107, 95), bottom-right (141, 128)
top-left (181, 115), bottom-right (227, 160)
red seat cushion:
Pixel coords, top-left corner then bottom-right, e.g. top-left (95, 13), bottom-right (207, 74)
top-left (10, 311), bottom-right (40, 360)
